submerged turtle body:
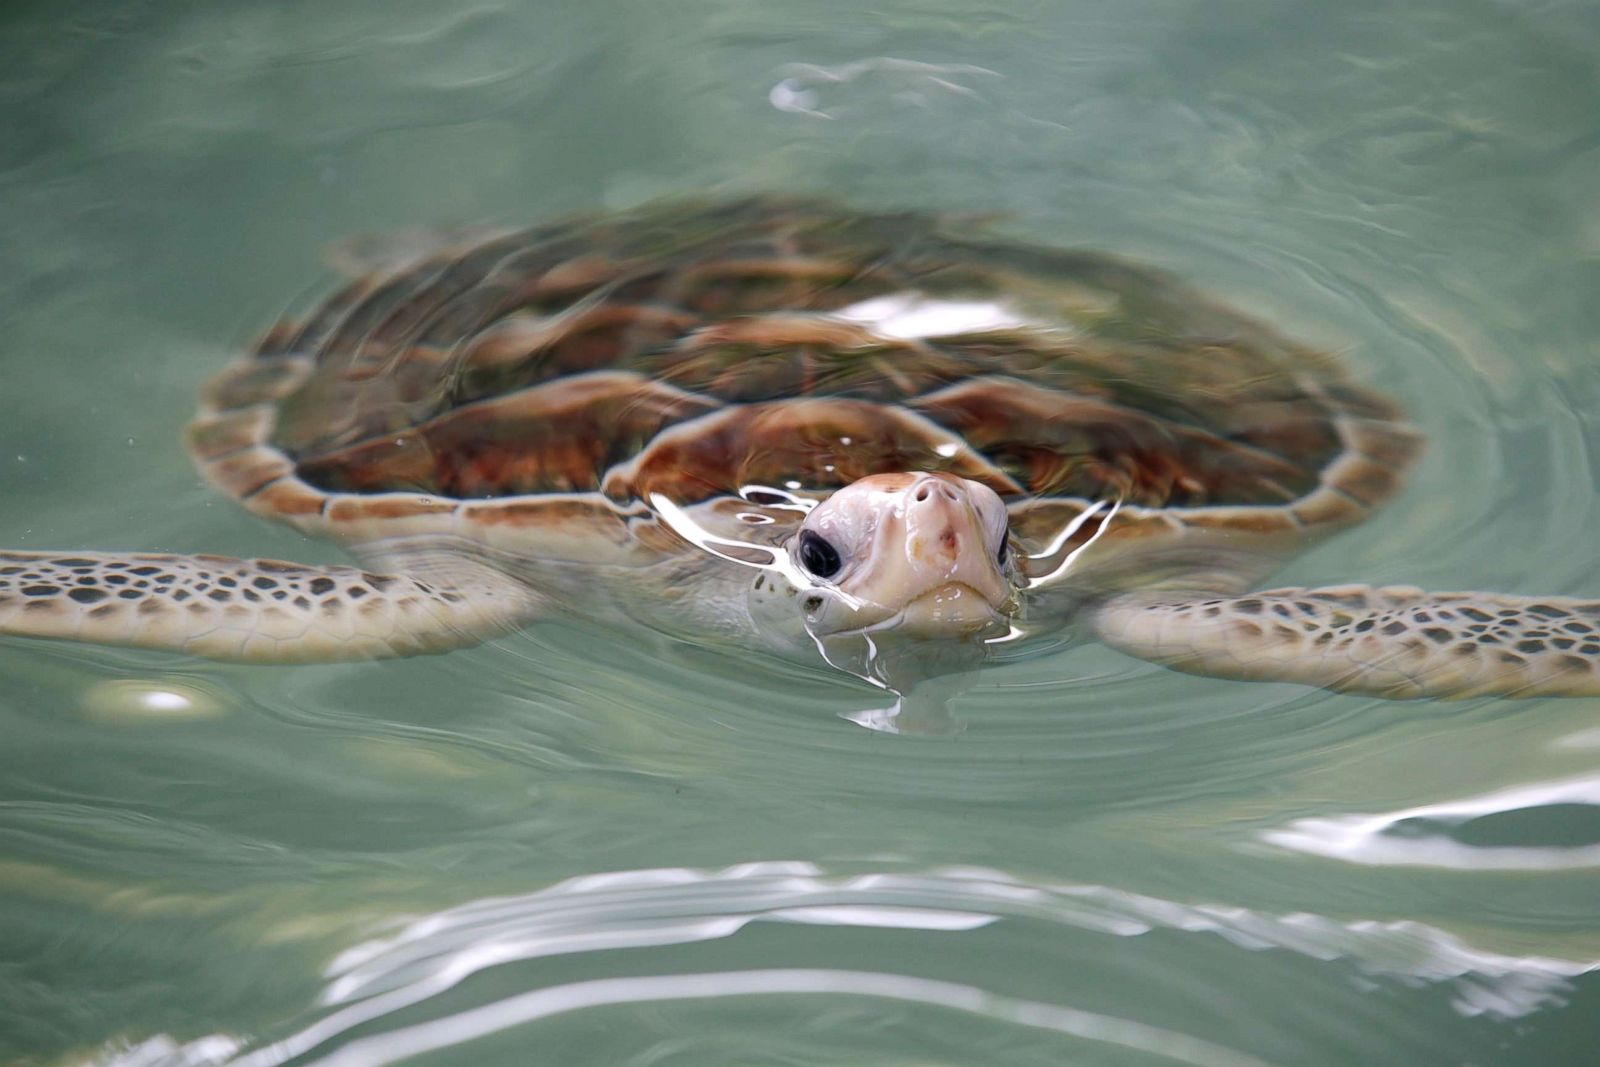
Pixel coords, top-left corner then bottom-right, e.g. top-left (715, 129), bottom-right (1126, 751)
top-left (4, 200), bottom-right (1599, 700)
top-left (192, 201), bottom-right (1411, 607)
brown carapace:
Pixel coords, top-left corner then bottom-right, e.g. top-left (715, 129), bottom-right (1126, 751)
top-left (191, 199), bottom-right (1413, 570)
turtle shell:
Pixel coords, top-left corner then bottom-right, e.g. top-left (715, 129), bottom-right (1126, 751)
top-left (187, 200), bottom-right (1420, 573)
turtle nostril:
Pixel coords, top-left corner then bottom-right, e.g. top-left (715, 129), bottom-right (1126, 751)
top-left (914, 484), bottom-right (931, 502)
top-left (802, 594), bottom-right (823, 612)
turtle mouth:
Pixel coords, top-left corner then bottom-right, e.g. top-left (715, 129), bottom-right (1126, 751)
top-left (903, 581), bottom-right (1010, 633)
top-left (831, 581), bottom-right (1011, 640)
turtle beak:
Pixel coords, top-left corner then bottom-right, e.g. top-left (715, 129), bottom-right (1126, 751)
top-left (889, 474), bottom-right (1014, 635)
top-left (895, 581), bottom-right (1011, 637)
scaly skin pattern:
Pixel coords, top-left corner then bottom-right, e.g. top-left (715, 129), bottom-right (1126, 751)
top-left (0, 551), bottom-right (536, 663)
top-left (1095, 585), bottom-right (1600, 698)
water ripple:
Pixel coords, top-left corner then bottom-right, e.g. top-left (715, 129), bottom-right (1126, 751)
top-left (5, 2), bottom-right (1600, 1064)
top-left (1264, 774), bottom-right (1600, 871)
top-left (86, 860), bottom-right (1598, 1066)
top-left (310, 969), bottom-right (1273, 1067)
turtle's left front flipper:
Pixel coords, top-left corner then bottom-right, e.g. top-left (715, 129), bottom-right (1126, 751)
top-left (1094, 585), bottom-right (1600, 699)
top-left (0, 551), bottom-right (540, 663)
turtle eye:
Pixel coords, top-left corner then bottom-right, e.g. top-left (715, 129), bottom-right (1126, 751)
top-left (797, 530), bottom-right (842, 579)
top-left (997, 537), bottom-right (1009, 565)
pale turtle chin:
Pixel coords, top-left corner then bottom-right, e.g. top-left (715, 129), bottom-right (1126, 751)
top-left (788, 472), bottom-right (1019, 644)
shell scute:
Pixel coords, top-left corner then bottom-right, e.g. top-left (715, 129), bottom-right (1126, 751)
top-left (242, 479), bottom-right (327, 524)
top-left (296, 371), bottom-right (720, 499)
top-left (604, 398), bottom-right (1018, 505)
top-left (202, 357), bottom-right (311, 413)
top-left (206, 449), bottom-right (295, 501)
top-left (1289, 486), bottom-right (1370, 530)
top-left (186, 406), bottom-right (275, 461)
top-left (458, 496), bottom-right (651, 563)
top-left (909, 375), bottom-right (1318, 507)
top-left (322, 496), bottom-right (461, 547)
top-left (1340, 416), bottom-right (1424, 469)
top-left (1318, 452), bottom-right (1406, 509)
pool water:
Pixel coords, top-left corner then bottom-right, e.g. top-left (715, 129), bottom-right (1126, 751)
top-left (2, 1), bottom-right (1599, 1063)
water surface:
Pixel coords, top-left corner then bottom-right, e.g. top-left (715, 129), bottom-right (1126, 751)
top-left (2, 1), bottom-right (1599, 1063)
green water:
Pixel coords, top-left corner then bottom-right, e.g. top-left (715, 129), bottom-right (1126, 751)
top-left (3, 1), bottom-right (1600, 1063)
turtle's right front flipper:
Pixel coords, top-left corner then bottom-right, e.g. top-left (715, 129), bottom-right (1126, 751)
top-left (0, 551), bottom-right (539, 663)
top-left (1094, 585), bottom-right (1600, 699)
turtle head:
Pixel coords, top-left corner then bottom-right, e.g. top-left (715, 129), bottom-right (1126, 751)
top-left (787, 472), bottom-right (1019, 641)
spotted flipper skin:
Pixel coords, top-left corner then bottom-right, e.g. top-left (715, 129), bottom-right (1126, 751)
top-left (0, 552), bottom-right (538, 663)
top-left (1094, 585), bottom-right (1600, 699)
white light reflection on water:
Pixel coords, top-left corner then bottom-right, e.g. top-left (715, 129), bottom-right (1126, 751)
top-left (316, 862), bottom-right (1600, 1024)
top-left (310, 969), bottom-right (1275, 1067)
top-left (1263, 775), bottom-right (1600, 871)
top-left (831, 293), bottom-right (1033, 339)
top-left (769, 58), bottom-right (1002, 121)
top-left (81, 679), bottom-right (224, 722)
top-left (93, 1035), bottom-right (244, 1067)
top-left (1020, 497), bottom-right (1122, 588)
top-left (92, 860), bottom-right (1596, 1067)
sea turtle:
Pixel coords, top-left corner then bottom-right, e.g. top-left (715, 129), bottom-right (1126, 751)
top-left (3, 200), bottom-right (1597, 702)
